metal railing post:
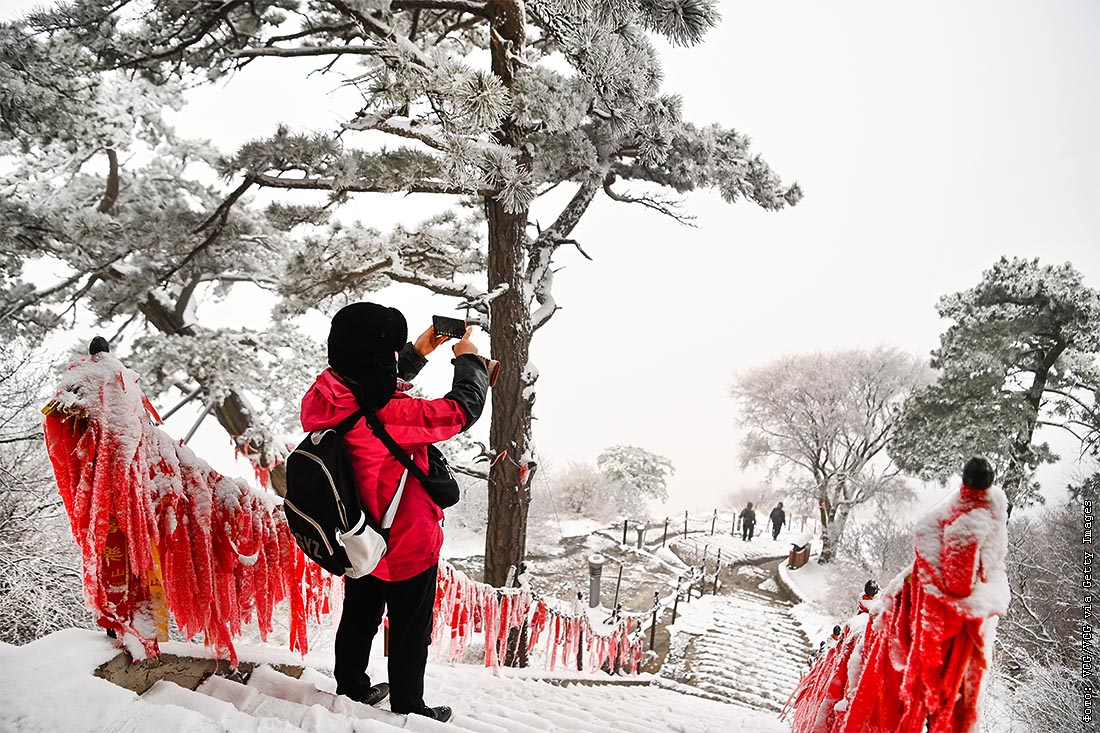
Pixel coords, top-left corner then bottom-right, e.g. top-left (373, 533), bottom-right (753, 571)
top-left (588, 554), bottom-right (605, 608)
top-left (649, 592), bottom-right (659, 650)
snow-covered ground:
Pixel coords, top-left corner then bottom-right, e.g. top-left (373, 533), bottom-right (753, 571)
top-left (0, 629), bottom-right (791, 732)
top-left (667, 528), bottom-right (798, 568)
top-left (777, 558), bottom-right (844, 647)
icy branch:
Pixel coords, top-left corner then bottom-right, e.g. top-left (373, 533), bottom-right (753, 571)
top-left (345, 116), bottom-right (517, 160)
top-left (603, 179), bottom-right (696, 227)
top-left (457, 283), bottom-right (511, 313)
top-left (392, 0), bottom-right (489, 13)
top-left (254, 173), bottom-right (477, 196)
top-left (232, 44), bottom-right (387, 58)
top-left (326, 0), bottom-right (436, 67)
top-left (535, 179), bottom-right (601, 246)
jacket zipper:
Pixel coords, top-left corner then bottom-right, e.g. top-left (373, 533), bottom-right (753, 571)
top-left (283, 498), bottom-right (335, 557)
top-left (294, 446), bottom-right (349, 529)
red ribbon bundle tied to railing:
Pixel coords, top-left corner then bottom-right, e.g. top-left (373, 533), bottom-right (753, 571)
top-left (43, 351), bottom-right (332, 665)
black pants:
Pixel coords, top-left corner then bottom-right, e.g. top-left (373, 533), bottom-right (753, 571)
top-left (742, 522), bottom-right (754, 541)
top-left (334, 564), bottom-right (438, 714)
top-left (771, 522), bottom-right (782, 540)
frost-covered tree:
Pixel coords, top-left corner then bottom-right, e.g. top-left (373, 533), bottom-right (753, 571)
top-left (18, 0), bottom-right (801, 585)
top-left (732, 347), bottom-right (929, 563)
top-left (998, 499), bottom-right (1084, 668)
top-left (0, 343), bottom-right (90, 643)
top-left (549, 461), bottom-right (614, 519)
top-left (597, 444), bottom-right (673, 519)
top-left (836, 503), bottom-right (915, 583)
top-left (0, 21), bottom-right (320, 493)
top-left (890, 257), bottom-right (1100, 509)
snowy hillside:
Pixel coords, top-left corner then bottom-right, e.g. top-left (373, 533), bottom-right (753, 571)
top-left (0, 629), bottom-right (792, 732)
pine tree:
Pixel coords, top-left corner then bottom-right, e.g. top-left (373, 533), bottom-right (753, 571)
top-left (890, 257), bottom-right (1100, 509)
top-left (12, 1), bottom-right (801, 585)
top-left (0, 21), bottom-right (313, 491)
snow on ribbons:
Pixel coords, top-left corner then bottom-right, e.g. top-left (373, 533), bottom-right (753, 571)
top-left (433, 562), bottom-right (645, 674)
top-left (785, 484), bottom-right (1010, 733)
top-left (43, 352), bottom-right (331, 665)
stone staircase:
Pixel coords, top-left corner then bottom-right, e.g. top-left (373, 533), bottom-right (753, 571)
top-left (662, 585), bottom-right (811, 713)
top-left (121, 654), bottom-right (787, 732)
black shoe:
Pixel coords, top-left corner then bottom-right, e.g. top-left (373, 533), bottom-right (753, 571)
top-left (341, 682), bottom-right (389, 706)
top-left (415, 705), bottom-right (453, 722)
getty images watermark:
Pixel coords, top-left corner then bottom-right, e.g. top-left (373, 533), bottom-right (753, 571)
top-left (1085, 496), bottom-right (1095, 728)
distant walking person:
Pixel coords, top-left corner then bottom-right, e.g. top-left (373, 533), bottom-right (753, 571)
top-left (739, 502), bottom-right (756, 541)
top-left (769, 502), bottom-right (786, 540)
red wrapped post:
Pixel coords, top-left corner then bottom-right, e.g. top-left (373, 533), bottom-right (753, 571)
top-left (786, 457), bottom-right (1009, 733)
top-left (43, 344), bottom-right (332, 664)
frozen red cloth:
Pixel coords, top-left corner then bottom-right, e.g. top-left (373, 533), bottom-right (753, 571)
top-left (786, 484), bottom-right (1009, 733)
top-left (44, 353), bottom-right (330, 664)
top-left (300, 368), bottom-right (467, 582)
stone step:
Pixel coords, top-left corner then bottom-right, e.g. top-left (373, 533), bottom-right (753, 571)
top-left (663, 590), bottom-right (810, 713)
top-left (142, 679), bottom-right (305, 732)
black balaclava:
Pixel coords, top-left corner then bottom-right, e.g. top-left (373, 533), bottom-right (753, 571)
top-left (327, 302), bottom-right (408, 411)
top-left (962, 456), bottom-right (995, 490)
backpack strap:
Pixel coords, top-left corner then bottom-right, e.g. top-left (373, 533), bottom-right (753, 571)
top-left (380, 469), bottom-right (408, 530)
top-left (332, 408), bottom-right (406, 529)
top-left (334, 408), bottom-right (365, 435)
top-left (364, 412), bottom-right (431, 486)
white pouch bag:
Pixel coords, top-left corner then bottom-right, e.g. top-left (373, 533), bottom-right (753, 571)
top-left (338, 469), bottom-right (408, 579)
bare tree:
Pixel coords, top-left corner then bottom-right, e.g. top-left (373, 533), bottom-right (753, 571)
top-left (0, 344), bottom-right (92, 644)
top-left (999, 497), bottom-right (1089, 667)
top-left (731, 347), bottom-right (929, 563)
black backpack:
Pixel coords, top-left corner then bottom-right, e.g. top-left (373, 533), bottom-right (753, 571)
top-left (284, 410), bottom-right (399, 577)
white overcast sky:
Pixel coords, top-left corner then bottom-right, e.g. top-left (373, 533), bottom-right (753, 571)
top-left (8, 1), bottom-right (1100, 513)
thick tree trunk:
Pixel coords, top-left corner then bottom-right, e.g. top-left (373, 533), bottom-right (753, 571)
top-left (482, 0), bottom-right (532, 588)
top-left (483, 199), bottom-right (532, 586)
top-left (819, 502), bottom-right (852, 564)
top-left (1002, 341), bottom-right (1065, 508)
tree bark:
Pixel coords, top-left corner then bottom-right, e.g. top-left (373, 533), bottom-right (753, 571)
top-left (819, 502), bottom-right (852, 564)
top-left (1002, 339), bottom-right (1066, 506)
top-left (483, 198), bottom-right (531, 586)
top-left (481, 0), bottom-right (531, 588)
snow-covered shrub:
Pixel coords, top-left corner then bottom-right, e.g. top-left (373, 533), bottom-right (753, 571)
top-left (982, 656), bottom-right (1085, 733)
top-left (544, 461), bottom-right (618, 522)
top-left (0, 346), bottom-right (92, 644)
top-left (836, 502), bottom-right (915, 584)
top-left (1000, 497), bottom-right (1088, 667)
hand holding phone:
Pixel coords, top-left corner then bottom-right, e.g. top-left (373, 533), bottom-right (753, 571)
top-left (452, 326), bottom-right (478, 357)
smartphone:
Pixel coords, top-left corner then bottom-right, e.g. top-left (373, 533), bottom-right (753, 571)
top-left (432, 315), bottom-right (467, 339)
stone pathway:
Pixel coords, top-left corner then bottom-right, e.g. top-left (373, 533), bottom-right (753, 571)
top-left (660, 552), bottom-right (812, 715)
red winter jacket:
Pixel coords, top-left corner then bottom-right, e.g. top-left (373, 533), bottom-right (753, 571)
top-left (300, 366), bottom-right (474, 582)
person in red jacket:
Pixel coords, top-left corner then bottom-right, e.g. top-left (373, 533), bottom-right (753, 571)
top-left (301, 303), bottom-right (488, 722)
